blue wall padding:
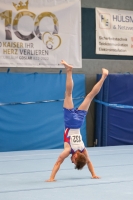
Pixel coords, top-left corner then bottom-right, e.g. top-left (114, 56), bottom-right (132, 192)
top-left (107, 74), bottom-right (133, 146)
top-left (95, 74), bottom-right (133, 146)
top-left (94, 74), bottom-right (103, 146)
top-left (0, 73), bottom-right (86, 152)
top-left (102, 77), bottom-right (109, 146)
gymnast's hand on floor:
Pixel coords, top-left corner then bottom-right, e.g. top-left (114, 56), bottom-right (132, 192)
top-left (45, 178), bottom-right (56, 182)
top-left (91, 175), bottom-right (100, 179)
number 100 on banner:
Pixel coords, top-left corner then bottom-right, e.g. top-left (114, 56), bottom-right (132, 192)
top-left (0, 0), bottom-right (81, 68)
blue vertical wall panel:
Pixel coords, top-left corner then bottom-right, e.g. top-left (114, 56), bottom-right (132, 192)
top-left (0, 73), bottom-right (86, 152)
top-left (107, 74), bottom-right (133, 146)
top-left (102, 77), bottom-right (109, 146)
top-left (95, 74), bottom-right (133, 146)
top-left (94, 74), bottom-right (103, 146)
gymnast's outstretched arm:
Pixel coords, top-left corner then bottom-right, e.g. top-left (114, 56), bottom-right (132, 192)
top-left (46, 148), bottom-right (70, 182)
top-left (83, 148), bottom-right (100, 179)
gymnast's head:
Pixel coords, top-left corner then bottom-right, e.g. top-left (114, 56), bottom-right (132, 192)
top-left (71, 151), bottom-right (87, 170)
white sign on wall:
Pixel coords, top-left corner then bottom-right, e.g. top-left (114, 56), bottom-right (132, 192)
top-left (96, 7), bottom-right (133, 56)
top-left (0, 0), bottom-right (81, 68)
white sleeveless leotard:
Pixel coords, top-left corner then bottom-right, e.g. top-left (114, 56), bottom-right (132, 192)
top-left (64, 128), bottom-right (85, 154)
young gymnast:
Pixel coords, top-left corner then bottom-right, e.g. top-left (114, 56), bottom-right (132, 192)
top-left (46, 60), bottom-right (108, 182)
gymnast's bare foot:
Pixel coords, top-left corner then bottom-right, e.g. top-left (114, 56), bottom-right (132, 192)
top-left (102, 68), bottom-right (109, 78)
top-left (61, 60), bottom-right (73, 71)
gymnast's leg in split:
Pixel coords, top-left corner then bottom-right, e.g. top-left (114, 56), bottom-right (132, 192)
top-left (78, 68), bottom-right (108, 111)
top-left (61, 60), bottom-right (74, 110)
